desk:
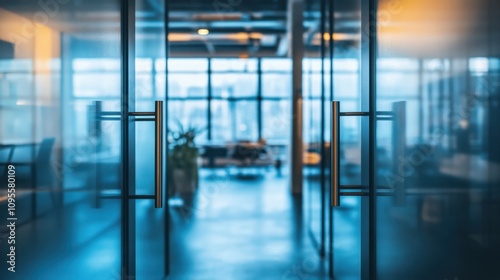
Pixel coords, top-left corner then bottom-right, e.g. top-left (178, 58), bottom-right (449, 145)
top-left (199, 143), bottom-right (276, 172)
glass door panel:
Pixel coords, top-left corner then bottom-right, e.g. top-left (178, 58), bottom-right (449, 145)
top-left (332, 196), bottom-right (362, 280)
top-left (326, 0), bottom-right (500, 279)
top-left (303, 0), bottom-right (327, 257)
top-left (133, 0), bottom-right (168, 278)
top-left (375, 0), bottom-right (500, 279)
top-left (329, 0), bottom-right (364, 278)
top-left (331, 116), bottom-right (364, 279)
top-left (0, 1), bottom-right (122, 279)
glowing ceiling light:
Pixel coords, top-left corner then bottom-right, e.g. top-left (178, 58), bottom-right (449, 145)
top-left (197, 28), bottom-right (209, 35)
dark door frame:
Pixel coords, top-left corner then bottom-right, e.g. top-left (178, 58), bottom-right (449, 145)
top-left (120, 0), bottom-right (136, 275)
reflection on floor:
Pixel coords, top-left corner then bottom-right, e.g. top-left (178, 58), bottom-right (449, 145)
top-left (169, 170), bottom-right (328, 280)
top-left (0, 170), bottom-right (329, 280)
top-left (0, 197), bottom-right (122, 280)
top-left (305, 170), bottom-right (362, 280)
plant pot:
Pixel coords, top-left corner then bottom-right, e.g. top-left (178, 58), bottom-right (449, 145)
top-left (171, 167), bottom-right (198, 195)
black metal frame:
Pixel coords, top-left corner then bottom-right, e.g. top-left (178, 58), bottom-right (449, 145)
top-left (164, 0), bottom-right (171, 275)
top-left (257, 58), bottom-right (263, 140)
top-left (120, 0), bottom-right (135, 276)
top-left (319, 0), bottom-right (327, 259)
top-left (367, 2), bottom-right (377, 278)
top-left (207, 58), bottom-right (213, 140)
top-left (327, 0), bottom-right (334, 276)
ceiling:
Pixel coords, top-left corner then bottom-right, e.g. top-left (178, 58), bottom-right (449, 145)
top-left (1, 0), bottom-right (498, 58)
top-left (165, 0), bottom-right (360, 57)
top-left (0, 0), bottom-right (362, 57)
top-left (167, 0), bottom-right (309, 57)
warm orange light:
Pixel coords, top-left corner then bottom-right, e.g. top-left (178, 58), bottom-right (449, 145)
top-left (322, 32), bottom-right (359, 41)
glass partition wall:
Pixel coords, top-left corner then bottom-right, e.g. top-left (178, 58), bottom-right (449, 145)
top-left (0, 0), bottom-right (168, 279)
top-left (314, 0), bottom-right (500, 279)
top-left (375, 0), bottom-right (500, 279)
top-left (0, 1), bottom-right (124, 278)
top-left (329, 0), bottom-right (364, 278)
top-left (303, 0), bottom-right (327, 259)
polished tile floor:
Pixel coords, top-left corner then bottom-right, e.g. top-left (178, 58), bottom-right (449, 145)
top-left (169, 170), bottom-right (329, 280)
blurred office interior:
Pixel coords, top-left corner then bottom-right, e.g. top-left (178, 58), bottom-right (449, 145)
top-left (0, 0), bottom-right (499, 279)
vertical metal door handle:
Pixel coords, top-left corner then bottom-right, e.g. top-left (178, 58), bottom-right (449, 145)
top-left (331, 101), bottom-right (340, 206)
top-left (154, 101), bottom-right (163, 208)
top-left (94, 101), bottom-right (102, 208)
top-left (330, 102), bottom-right (370, 206)
top-left (128, 102), bottom-right (163, 207)
top-left (392, 101), bottom-right (406, 206)
top-left (95, 102), bottom-right (163, 208)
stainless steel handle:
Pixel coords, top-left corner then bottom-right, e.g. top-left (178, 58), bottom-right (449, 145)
top-left (331, 101), bottom-right (370, 207)
top-left (331, 101), bottom-right (340, 207)
top-left (329, 102), bottom-right (405, 206)
top-left (154, 101), bottom-right (163, 208)
top-left (95, 101), bottom-right (163, 208)
top-left (94, 101), bottom-right (102, 208)
top-left (128, 101), bottom-right (164, 208)
top-left (392, 101), bottom-right (406, 206)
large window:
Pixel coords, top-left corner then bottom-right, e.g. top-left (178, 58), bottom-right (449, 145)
top-left (163, 57), bottom-right (292, 144)
top-left (210, 58), bottom-right (259, 142)
top-left (69, 56), bottom-right (460, 148)
top-left (211, 100), bottom-right (258, 141)
top-left (261, 58), bottom-right (292, 143)
top-left (70, 57), bottom-right (293, 145)
top-left (160, 58), bottom-right (209, 139)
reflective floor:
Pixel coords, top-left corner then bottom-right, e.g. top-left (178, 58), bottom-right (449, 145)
top-left (0, 198), bottom-right (122, 279)
top-left (0, 170), bottom-right (330, 280)
top-left (3, 167), bottom-right (498, 279)
top-left (169, 170), bottom-right (329, 280)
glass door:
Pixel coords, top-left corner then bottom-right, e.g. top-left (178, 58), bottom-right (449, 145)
top-left (375, 0), bottom-right (500, 279)
top-left (328, 0), bottom-right (369, 278)
top-left (327, 0), bottom-right (500, 279)
top-left (130, 0), bottom-right (168, 278)
top-left (0, 1), bottom-right (123, 279)
top-left (303, 0), bottom-right (328, 258)
top-left (0, 0), bottom-right (168, 279)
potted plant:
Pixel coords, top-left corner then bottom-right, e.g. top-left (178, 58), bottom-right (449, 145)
top-left (168, 123), bottom-right (202, 196)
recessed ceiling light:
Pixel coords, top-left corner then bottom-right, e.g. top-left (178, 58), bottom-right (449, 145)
top-left (198, 28), bottom-right (209, 35)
